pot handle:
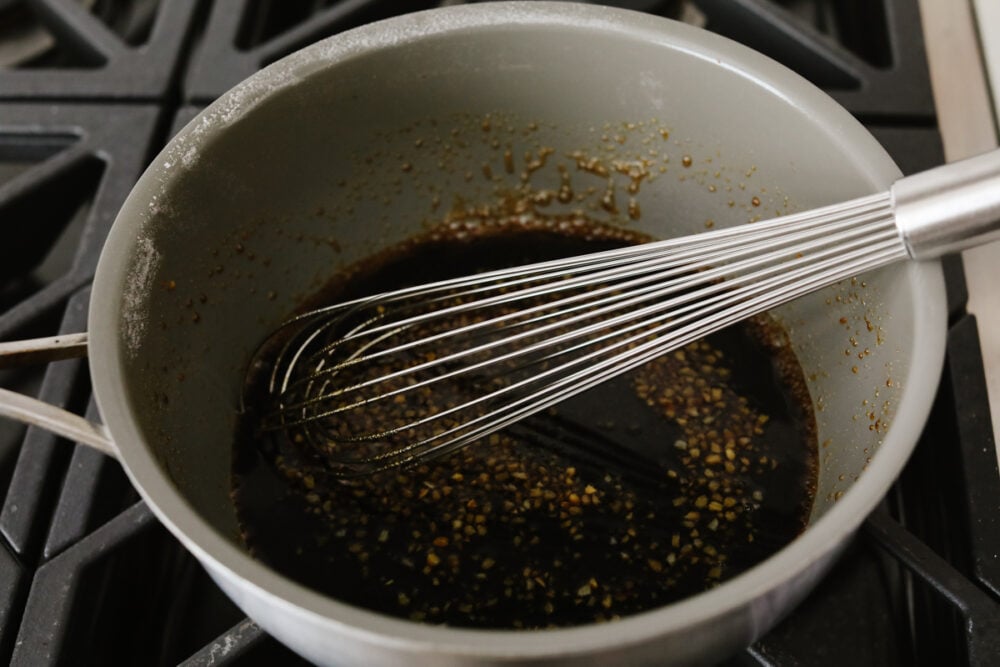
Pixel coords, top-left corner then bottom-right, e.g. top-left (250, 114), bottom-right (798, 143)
top-left (0, 333), bottom-right (118, 459)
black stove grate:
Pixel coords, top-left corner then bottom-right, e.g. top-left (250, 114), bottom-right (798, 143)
top-left (693, 0), bottom-right (936, 118)
top-left (0, 1), bottom-right (998, 665)
top-left (0, 104), bottom-right (162, 338)
top-left (0, 0), bottom-right (202, 101)
top-left (183, 0), bottom-right (442, 104)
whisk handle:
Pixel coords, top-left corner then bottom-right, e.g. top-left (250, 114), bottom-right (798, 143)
top-left (893, 148), bottom-right (1000, 260)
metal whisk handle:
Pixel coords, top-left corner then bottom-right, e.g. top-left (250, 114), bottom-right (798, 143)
top-left (894, 148), bottom-right (1000, 260)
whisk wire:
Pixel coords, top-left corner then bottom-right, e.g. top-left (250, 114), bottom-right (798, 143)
top-left (251, 192), bottom-right (914, 474)
top-left (366, 234), bottom-right (911, 472)
top-left (326, 194), bottom-right (894, 346)
top-left (267, 208), bottom-right (900, 423)
top-left (339, 246), bottom-right (878, 472)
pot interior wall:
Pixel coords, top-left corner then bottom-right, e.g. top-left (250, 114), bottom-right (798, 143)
top-left (115, 20), bottom-right (914, 550)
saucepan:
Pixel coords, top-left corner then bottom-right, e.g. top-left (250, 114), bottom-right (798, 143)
top-left (0, 3), bottom-right (945, 664)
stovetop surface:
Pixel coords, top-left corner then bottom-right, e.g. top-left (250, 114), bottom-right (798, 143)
top-left (0, 1), bottom-right (998, 665)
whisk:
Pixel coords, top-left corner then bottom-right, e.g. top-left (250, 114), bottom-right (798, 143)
top-left (246, 149), bottom-right (1000, 478)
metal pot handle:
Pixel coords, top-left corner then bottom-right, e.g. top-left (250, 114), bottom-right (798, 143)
top-left (0, 333), bottom-right (118, 459)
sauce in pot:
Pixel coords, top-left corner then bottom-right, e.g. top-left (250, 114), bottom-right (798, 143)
top-left (232, 213), bottom-right (817, 628)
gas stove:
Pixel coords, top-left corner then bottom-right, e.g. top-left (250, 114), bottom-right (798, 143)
top-left (0, 1), bottom-right (998, 665)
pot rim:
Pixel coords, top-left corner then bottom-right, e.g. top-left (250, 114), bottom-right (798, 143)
top-left (89, 1), bottom-right (947, 660)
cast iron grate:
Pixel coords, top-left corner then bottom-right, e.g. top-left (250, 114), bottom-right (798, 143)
top-left (0, 104), bottom-right (161, 339)
top-left (0, 0), bottom-right (201, 100)
top-left (690, 0), bottom-right (935, 118)
top-left (184, 0), bottom-right (441, 104)
top-left (0, 104), bottom-right (158, 664)
top-left (183, 0), bottom-right (935, 116)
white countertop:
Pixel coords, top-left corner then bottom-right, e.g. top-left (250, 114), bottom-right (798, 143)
top-left (973, 0), bottom-right (1000, 111)
top-left (921, 0), bottom-right (1000, 462)
top-left (966, 2), bottom-right (1000, 464)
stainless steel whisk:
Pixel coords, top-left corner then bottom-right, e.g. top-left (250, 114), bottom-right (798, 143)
top-left (246, 149), bottom-right (1000, 477)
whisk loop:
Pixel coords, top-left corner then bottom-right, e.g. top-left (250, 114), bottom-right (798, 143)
top-left (243, 148), bottom-right (1000, 478)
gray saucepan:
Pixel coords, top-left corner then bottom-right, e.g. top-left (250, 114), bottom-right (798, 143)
top-left (0, 3), bottom-right (946, 665)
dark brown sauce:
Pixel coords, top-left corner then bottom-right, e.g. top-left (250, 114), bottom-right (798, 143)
top-left (232, 216), bottom-right (817, 629)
